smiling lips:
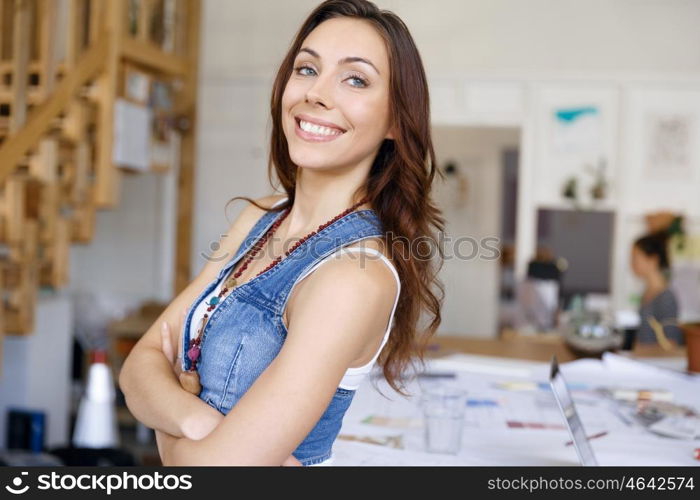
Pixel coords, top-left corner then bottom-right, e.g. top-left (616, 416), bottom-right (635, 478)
top-left (294, 114), bottom-right (346, 142)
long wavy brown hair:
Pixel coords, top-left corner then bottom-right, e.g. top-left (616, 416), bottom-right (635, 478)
top-left (226, 0), bottom-right (445, 397)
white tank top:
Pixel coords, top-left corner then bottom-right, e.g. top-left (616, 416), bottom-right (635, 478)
top-left (189, 203), bottom-right (401, 391)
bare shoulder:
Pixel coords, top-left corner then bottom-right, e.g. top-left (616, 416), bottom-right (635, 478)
top-left (197, 193), bottom-right (287, 282)
top-left (343, 236), bottom-right (398, 287)
top-left (285, 235), bottom-right (398, 315)
top-left (241, 193), bottom-right (287, 219)
top-left (282, 239), bottom-right (399, 370)
top-left (288, 236), bottom-right (399, 327)
top-left (324, 245), bottom-right (396, 292)
top-left (298, 236), bottom-right (397, 305)
top-left (256, 193), bottom-right (289, 208)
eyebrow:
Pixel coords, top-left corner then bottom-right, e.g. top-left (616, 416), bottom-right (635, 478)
top-left (297, 47), bottom-right (380, 76)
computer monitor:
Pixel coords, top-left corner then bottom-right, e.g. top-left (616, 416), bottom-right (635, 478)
top-left (536, 208), bottom-right (614, 304)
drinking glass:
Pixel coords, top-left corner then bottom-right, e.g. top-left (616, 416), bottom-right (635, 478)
top-left (420, 384), bottom-right (466, 455)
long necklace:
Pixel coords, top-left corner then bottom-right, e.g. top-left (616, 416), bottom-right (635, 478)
top-left (178, 197), bottom-right (370, 395)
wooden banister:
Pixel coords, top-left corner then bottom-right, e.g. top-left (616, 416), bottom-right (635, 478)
top-left (121, 37), bottom-right (188, 76)
top-left (0, 35), bottom-right (108, 185)
top-left (0, 0), bottom-right (201, 337)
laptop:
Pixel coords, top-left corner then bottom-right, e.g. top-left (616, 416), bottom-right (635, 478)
top-left (549, 355), bottom-right (599, 466)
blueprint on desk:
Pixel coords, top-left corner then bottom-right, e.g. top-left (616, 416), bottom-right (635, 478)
top-left (333, 353), bottom-right (700, 466)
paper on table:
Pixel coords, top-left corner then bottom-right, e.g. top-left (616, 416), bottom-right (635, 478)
top-left (647, 415), bottom-right (700, 440)
top-left (337, 432), bottom-right (404, 449)
top-left (331, 439), bottom-right (478, 466)
top-left (428, 353), bottom-right (543, 378)
top-left (639, 357), bottom-right (692, 373)
top-left (341, 354), bottom-right (700, 466)
top-left (360, 415), bottom-right (422, 428)
top-left (602, 352), bottom-right (700, 382)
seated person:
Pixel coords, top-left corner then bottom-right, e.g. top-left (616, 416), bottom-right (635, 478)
top-left (630, 231), bottom-right (684, 346)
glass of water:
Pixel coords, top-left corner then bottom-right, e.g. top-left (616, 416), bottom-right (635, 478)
top-left (420, 384), bottom-right (467, 455)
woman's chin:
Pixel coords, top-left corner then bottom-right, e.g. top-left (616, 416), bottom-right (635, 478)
top-left (289, 153), bottom-right (337, 171)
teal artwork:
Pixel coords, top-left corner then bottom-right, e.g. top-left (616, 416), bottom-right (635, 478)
top-left (551, 105), bottom-right (603, 155)
top-left (555, 106), bottom-right (599, 123)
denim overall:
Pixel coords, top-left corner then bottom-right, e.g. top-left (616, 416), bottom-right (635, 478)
top-left (181, 203), bottom-right (384, 465)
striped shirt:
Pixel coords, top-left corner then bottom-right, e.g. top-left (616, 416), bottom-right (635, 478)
top-left (637, 288), bottom-right (685, 345)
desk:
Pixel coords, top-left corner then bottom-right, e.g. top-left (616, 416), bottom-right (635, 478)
top-left (334, 339), bottom-right (698, 466)
top-left (427, 334), bottom-right (687, 363)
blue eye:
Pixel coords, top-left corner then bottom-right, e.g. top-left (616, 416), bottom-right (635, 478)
top-left (347, 74), bottom-right (368, 88)
top-left (294, 65), bottom-right (316, 77)
top-left (293, 65), bottom-right (368, 88)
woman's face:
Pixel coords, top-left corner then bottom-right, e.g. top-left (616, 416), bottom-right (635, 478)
top-left (281, 17), bottom-right (393, 171)
top-left (630, 245), bottom-right (656, 277)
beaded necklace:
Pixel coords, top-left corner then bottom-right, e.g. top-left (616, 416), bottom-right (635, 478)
top-left (178, 197), bottom-right (370, 395)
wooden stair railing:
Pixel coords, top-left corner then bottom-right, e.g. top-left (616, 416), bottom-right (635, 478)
top-left (0, 36), bottom-right (108, 181)
top-left (0, 0), bottom-right (200, 343)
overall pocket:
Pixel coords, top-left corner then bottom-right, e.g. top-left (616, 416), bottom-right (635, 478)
top-left (217, 340), bottom-right (245, 412)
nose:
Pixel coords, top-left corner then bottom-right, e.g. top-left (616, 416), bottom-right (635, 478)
top-left (305, 74), bottom-right (333, 109)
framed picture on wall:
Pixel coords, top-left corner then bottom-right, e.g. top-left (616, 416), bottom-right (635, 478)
top-left (643, 112), bottom-right (696, 180)
top-left (622, 87), bottom-right (700, 215)
top-left (536, 86), bottom-right (619, 208)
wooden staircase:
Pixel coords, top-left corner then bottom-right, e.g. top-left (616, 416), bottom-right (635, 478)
top-left (0, 0), bottom-right (200, 336)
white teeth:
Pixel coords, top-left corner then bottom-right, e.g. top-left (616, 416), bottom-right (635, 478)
top-left (299, 119), bottom-right (343, 136)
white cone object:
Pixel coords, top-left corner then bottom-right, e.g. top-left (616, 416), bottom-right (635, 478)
top-left (72, 350), bottom-right (119, 448)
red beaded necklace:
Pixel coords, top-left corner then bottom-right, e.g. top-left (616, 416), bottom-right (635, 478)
top-left (178, 197), bottom-right (370, 395)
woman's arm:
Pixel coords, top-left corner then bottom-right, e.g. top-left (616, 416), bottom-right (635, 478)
top-left (154, 328), bottom-right (300, 465)
top-left (118, 286), bottom-right (235, 437)
top-left (118, 196), bottom-right (283, 438)
top-left (160, 252), bottom-right (398, 465)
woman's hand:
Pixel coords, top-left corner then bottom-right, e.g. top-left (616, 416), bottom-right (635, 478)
top-left (160, 308), bottom-right (222, 440)
top-left (156, 310), bottom-right (223, 463)
top-left (162, 308), bottom-right (202, 395)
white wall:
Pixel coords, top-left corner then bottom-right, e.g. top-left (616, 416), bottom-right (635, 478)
top-left (198, 0), bottom-right (700, 77)
top-left (67, 171), bottom-right (175, 304)
top-left (432, 126), bottom-right (520, 336)
top-left (0, 293), bottom-right (73, 449)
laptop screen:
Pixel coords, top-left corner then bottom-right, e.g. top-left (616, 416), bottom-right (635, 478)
top-left (549, 356), bottom-right (599, 466)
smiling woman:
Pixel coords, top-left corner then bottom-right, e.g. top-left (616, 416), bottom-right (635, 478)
top-left (282, 15), bottom-right (395, 167)
top-left (119, 0), bottom-right (445, 467)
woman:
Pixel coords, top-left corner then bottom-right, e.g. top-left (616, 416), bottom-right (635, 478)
top-left (630, 231), bottom-right (684, 347)
top-left (119, 0), bottom-right (445, 466)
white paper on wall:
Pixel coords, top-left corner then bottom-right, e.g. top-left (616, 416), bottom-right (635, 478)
top-left (112, 98), bottom-right (152, 171)
top-left (644, 112), bottom-right (696, 179)
top-left (551, 106), bottom-right (603, 156)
